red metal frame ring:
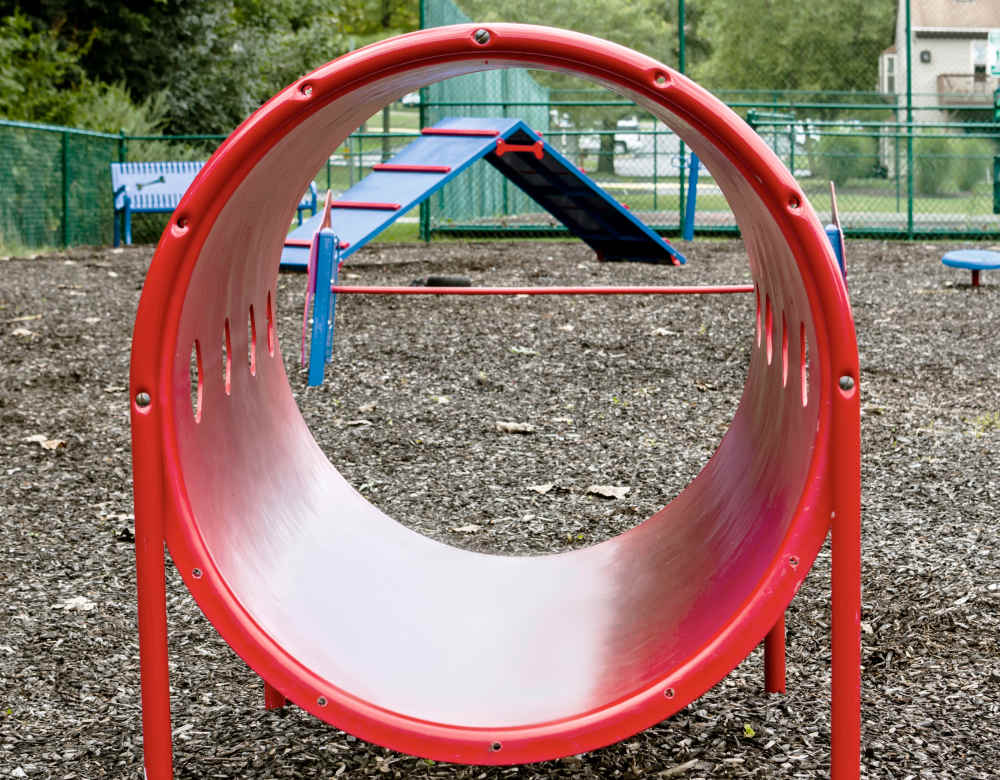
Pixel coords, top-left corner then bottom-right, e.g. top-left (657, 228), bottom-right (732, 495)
top-left (130, 23), bottom-right (860, 779)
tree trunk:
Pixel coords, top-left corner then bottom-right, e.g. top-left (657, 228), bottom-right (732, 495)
top-left (382, 106), bottom-right (391, 162)
top-left (597, 118), bottom-right (616, 175)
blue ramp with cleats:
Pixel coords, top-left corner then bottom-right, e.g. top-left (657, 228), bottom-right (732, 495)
top-left (281, 117), bottom-right (683, 269)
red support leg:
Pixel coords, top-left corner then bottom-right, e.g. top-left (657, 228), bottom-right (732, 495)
top-left (264, 681), bottom-right (288, 710)
top-left (831, 505), bottom-right (862, 780)
top-left (972, 269), bottom-right (981, 287)
top-left (135, 529), bottom-right (174, 779)
top-left (763, 613), bottom-right (786, 694)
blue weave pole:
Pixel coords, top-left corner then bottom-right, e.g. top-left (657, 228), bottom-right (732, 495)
top-left (683, 153), bottom-right (700, 241)
top-left (307, 228), bottom-right (339, 386)
top-left (825, 224), bottom-right (846, 279)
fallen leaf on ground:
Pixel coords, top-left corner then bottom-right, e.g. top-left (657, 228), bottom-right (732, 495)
top-left (658, 758), bottom-right (700, 777)
top-left (23, 434), bottom-right (65, 450)
top-left (3, 314), bottom-right (41, 324)
top-left (344, 419), bottom-right (372, 427)
top-left (53, 596), bottom-right (96, 612)
top-left (528, 483), bottom-right (554, 494)
top-left (587, 484), bottom-right (630, 499)
top-left (12, 327), bottom-right (34, 337)
top-left (509, 345), bottom-right (539, 356)
top-left (452, 524), bottom-right (481, 533)
top-left (496, 421), bottom-right (535, 434)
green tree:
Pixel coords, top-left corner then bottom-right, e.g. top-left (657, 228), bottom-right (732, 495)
top-left (692, 0), bottom-right (895, 93)
top-left (1, 1), bottom-right (357, 135)
top-left (0, 12), bottom-right (90, 124)
top-left (457, 0), bottom-right (707, 173)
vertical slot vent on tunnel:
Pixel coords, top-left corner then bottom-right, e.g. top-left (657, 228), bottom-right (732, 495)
top-left (190, 339), bottom-right (203, 423)
top-left (266, 290), bottom-right (276, 357)
top-left (755, 287), bottom-right (761, 348)
top-left (248, 305), bottom-right (257, 376)
top-left (800, 321), bottom-right (809, 407)
top-left (781, 312), bottom-right (789, 387)
top-left (222, 318), bottom-right (232, 396)
top-left (765, 295), bottom-right (773, 366)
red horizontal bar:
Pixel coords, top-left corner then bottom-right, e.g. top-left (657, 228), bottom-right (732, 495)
top-left (332, 201), bottom-right (401, 210)
top-left (372, 164), bottom-right (452, 173)
top-left (330, 284), bottom-right (755, 296)
top-left (495, 138), bottom-right (544, 160)
top-left (421, 128), bottom-right (500, 137)
top-left (284, 238), bottom-right (350, 249)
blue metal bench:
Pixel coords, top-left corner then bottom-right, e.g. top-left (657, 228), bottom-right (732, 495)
top-left (110, 161), bottom-right (317, 246)
top-left (941, 249), bottom-right (1000, 287)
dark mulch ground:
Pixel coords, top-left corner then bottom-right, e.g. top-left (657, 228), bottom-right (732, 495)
top-left (1, 237), bottom-right (998, 779)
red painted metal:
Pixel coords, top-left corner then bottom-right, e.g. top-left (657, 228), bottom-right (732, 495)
top-left (285, 237), bottom-right (350, 248)
top-left (130, 23), bottom-right (860, 780)
top-left (495, 138), bottom-right (545, 159)
top-left (763, 614), bottom-right (786, 693)
top-left (329, 284), bottom-right (755, 295)
top-left (372, 163), bottom-right (452, 173)
top-left (331, 201), bottom-right (401, 210)
top-left (421, 127), bottom-right (500, 136)
top-left (264, 681), bottom-right (288, 710)
top-left (972, 268), bottom-right (981, 287)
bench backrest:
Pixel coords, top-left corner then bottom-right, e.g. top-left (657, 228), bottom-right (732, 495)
top-left (111, 161), bottom-right (318, 214)
top-left (111, 161), bottom-right (204, 212)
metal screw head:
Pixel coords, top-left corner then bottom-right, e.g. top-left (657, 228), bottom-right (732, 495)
top-left (317, 696), bottom-right (328, 707)
top-left (838, 375), bottom-right (855, 391)
top-left (473, 28), bottom-right (490, 44)
top-left (135, 391), bottom-right (151, 408)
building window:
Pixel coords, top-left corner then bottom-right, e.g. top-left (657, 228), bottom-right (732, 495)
top-left (883, 55), bottom-right (896, 94)
top-left (920, 50), bottom-right (932, 64)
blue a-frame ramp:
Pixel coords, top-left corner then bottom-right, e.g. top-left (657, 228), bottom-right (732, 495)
top-left (280, 117), bottom-right (684, 269)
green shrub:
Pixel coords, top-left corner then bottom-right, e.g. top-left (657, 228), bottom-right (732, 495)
top-left (954, 138), bottom-right (993, 192)
top-left (814, 133), bottom-right (879, 187)
top-left (914, 136), bottom-right (955, 196)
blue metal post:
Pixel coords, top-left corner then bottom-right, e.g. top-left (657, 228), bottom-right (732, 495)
top-left (307, 228), bottom-right (338, 386)
top-left (683, 153), bottom-right (700, 241)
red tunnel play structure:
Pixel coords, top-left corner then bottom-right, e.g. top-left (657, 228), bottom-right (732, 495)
top-left (129, 24), bottom-right (861, 779)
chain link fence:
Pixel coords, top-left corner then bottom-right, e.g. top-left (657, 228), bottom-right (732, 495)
top-left (5, 0), bottom-right (1000, 251)
top-left (0, 121), bottom-right (120, 251)
top-left (413, 0), bottom-right (1000, 241)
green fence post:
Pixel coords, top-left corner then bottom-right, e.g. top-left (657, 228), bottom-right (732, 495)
top-left (118, 129), bottom-right (127, 163)
top-left (789, 123), bottom-right (795, 175)
top-left (678, 143), bottom-right (686, 235)
top-left (61, 131), bottom-right (70, 248)
top-left (905, 0), bottom-right (914, 239)
top-left (993, 156), bottom-right (1000, 215)
top-left (653, 124), bottom-right (658, 211)
top-left (677, 0), bottom-right (686, 236)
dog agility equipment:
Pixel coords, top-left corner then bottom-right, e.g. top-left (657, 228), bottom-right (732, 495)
top-left (130, 24), bottom-right (861, 779)
top-left (111, 161), bottom-right (318, 246)
top-left (941, 248), bottom-right (1000, 287)
top-left (297, 200), bottom-right (754, 384)
top-left (280, 117), bottom-right (685, 269)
